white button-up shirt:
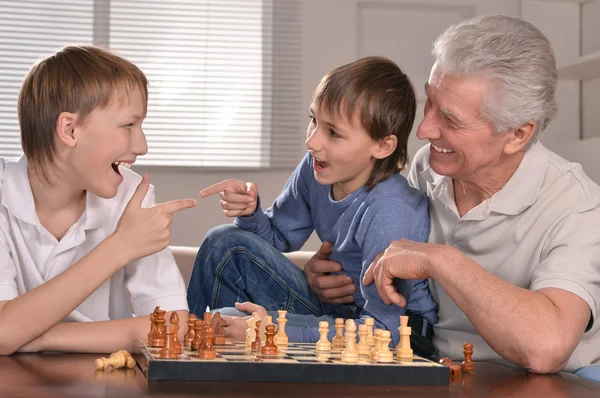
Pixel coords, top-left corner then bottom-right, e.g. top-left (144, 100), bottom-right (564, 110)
top-left (0, 155), bottom-right (188, 321)
top-left (409, 141), bottom-right (600, 370)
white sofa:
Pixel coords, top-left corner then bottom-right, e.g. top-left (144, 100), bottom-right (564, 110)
top-left (170, 246), bottom-right (313, 286)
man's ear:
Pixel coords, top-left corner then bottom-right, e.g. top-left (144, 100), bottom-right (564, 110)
top-left (373, 135), bottom-right (398, 159)
top-left (55, 112), bottom-right (78, 148)
top-left (504, 121), bottom-right (536, 155)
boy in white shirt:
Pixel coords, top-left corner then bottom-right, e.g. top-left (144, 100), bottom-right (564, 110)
top-left (0, 45), bottom-right (196, 354)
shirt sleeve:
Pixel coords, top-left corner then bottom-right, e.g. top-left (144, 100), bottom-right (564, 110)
top-left (124, 184), bottom-right (188, 316)
top-left (234, 152), bottom-right (314, 252)
top-left (0, 215), bottom-right (18, 301)
top-left (531, 207), bottom-right (600, 330)
top-left (353, 195), bottom-right (437, 346)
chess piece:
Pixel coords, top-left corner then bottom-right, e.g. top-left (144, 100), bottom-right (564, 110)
top-left (439, 357), bottom-right (453, 366)
top-left (191, 319), bottom-right (205, 351)
top-left (316, 321), bottom-right (331, 352)
top-left (94, 353), bottom-right (121, 371)
top-left (169, 312), bottom-right (182, 354)
top-left (357, 324), bottom-right (370, 356)
top-left (332, 318), bottom-right (345, 349)
top-left (461, 342), bottom-right (475, 373)
top-left (199, 326), bottom-right (217, 359)
top-left (184, 314), bottom-right (198, 348)
top-left (160, 325), bottom-right (179, 359)
top-left (150, 309), bottom-right (166, 347)
top-left (274, 309), bottom-right (288, 346)
top-left (210, 312), bottom-right (227, 345)
top-left (147, 306), bottom-right (160, 345)
top-left (370, 329), bottom-right (383, 360)
top-left (395, 315), bottom-right (413, 360)
top-left (259, 315), bottom-right (272, 344)
top-left (365, 317), bottom-right (375, 347)
top-left (261, 324), bottom-right (278, 355)
top-left (449, 363), bottom-right (462, 380)
top-left (251, 320), bottom-right (262, 351)
top-left (117, 350), bottom-right (137, 369)
top-left (245, 317), bottom-right (258, 347)
top-left (376, 330), bottom-right (394, 363)
top-left (341, 319), bottom-right (358, 363)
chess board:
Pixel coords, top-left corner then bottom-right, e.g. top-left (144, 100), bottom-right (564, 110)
top-left (133, 340), bottom-right (449, 385)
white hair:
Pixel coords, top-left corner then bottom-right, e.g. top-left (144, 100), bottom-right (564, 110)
top-left (433, 15), bottom-right (558, 146)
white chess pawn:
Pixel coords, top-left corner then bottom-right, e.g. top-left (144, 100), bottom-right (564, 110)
top-left (357, 324), bottom-right (370, 356)
top-left (370, 328), bottom-right (383, 361)
top-left (376, 330), bottom-right (394, 363)
top-left (332, 318), bottom-right (345, 349)
top-left (396, 315), bottom-right (413, 360)
top-left (316, 321), bottom-right (332, 352)
top-left (341, 319), bottom-right (358, 363)
top-left (274, 310), bottom-right (288, 346)
top-left (365, 317), bottom-right (375, 347)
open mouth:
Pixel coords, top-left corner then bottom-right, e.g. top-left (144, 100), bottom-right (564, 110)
top-left (431, 143), bottom-right (455, 154)
top-left (112, 161), bottom-right (132, 176)
top-left (314, 157), bottom-right (328, 169)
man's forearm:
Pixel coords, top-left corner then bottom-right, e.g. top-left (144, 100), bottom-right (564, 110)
top-left (428, 246), bottom-right (586, 373)
top-left (18, 310), bottom-right (188, 354)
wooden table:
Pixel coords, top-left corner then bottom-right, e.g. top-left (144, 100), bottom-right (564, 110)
top-left (1, 353), bottom-right (599, 397)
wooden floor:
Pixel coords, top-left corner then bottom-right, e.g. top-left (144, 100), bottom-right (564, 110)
top-left (0, 353), bottom-right (599, 397)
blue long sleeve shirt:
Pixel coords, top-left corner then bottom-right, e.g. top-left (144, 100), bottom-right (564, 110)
top-left (235, 152), bottom-right (438, 345)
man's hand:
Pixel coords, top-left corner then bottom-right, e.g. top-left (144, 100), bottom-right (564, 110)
top-left (199, 179), bottom-right (258, 217)
top-left (363, 239), bottom-right (436, 306)
top-left (304, 241), bottom-right (357, 304)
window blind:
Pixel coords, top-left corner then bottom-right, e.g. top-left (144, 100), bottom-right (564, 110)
top-left (0, 0), bottom-right (304, 168)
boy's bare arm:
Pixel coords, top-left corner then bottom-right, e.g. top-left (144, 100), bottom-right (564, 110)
top-left (17, 310), bottom-right (188, 354)
top-left (0, 236), bottom-right (132, 354)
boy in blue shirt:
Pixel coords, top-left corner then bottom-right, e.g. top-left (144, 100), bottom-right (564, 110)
top-left (187, 57), bottom-right (437, 354)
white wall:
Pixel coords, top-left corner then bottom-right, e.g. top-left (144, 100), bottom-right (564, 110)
top-left (135, 0), bottom-right (599, 250)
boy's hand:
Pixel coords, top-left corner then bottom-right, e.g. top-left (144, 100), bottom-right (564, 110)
top-left (114, 173), bottom-right (197, 263)
top-left (222, 302), bottom-right (268, 341)
top-left (304, 241), bottom-right (357, 304)
top-left (235, 302), bottom-right (268, 318)
top-left (199, 179), bottom-right (258, 217)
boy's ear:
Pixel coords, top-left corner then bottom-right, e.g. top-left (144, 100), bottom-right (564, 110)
top-left (373, 134), bottom-right (398, 159)
top-left (55, 112), bottom-right (78, 148)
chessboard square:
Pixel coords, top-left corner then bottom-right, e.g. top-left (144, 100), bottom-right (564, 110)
top-left (221, 355), bottom-right (257, 361)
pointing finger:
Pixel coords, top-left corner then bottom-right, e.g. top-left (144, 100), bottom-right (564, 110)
top-left (199, 179), bottom-right (245, 198)
top-left (160, 198), bottom-right (198, 214)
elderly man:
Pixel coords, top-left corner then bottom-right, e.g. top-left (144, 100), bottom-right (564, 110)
top-left (304, 15), bottom-right (600, 381)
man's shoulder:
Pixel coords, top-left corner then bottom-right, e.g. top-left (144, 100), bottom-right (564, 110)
top-left (542, 147), bottom-right (600, 208)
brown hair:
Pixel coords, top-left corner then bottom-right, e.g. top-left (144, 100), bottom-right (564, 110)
top-left (18, 45), bottom-right (148, 181)
top-left (312, 56), bottom-right (416, 189)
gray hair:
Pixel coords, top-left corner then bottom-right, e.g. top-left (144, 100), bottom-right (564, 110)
top-left (432, 15), bottom-right (558, 146)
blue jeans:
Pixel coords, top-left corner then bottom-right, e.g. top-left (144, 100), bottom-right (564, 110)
top-left (573, 364), bottom-right (600, 382)
top-left (187, 225), bottom-right (359, 328)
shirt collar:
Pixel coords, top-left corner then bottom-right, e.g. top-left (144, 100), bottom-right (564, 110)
top-left (420, 140), bottom-right (548, 216)
top-left (2, 155), bottom-right (106, 230)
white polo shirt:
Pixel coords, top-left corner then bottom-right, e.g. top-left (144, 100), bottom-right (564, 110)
top-left (408, 142), bottom-right (600, 371)
top-left (0, 155), bottom-right (188, 322)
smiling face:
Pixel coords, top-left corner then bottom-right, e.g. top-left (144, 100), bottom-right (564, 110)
top-left (66, 86), bottom-right (148, 198)
top-left (417, 64), bottom-right (515, 185)
top-left (305, 104), bottom-right (386, 200)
